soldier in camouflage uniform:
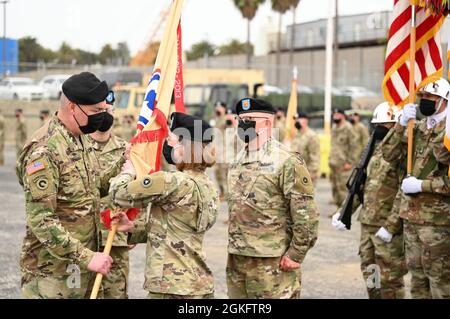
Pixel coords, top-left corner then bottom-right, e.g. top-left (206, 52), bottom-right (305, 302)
top-left (349, 112), bottom-right (370, 160)
top-left (0, 111), bottom-right (4, 166)
top-left (15, 109), bottom-right (27, 157)
top-left (110, 112), bottom-right (219, 299)
top-left (39, 110), bottom-right (51, 127)
top-left (90, 99), bottom-right (129, 299)
top-left (328, 109), bottom-right (358, 209)
top-left (351, 103), bottom-right (407, 298)
top-left (226, 98), bottom-right (319, 299)
top-left (16, 72), bottom-right (123, 298)
top-left (290, 112), bottom-right (320, 184)
top-left (274, 108), bottom-right (286, 143)
top-left (214, 101), bottom-right (228, 200)
top-left (121, 115), bottom-right (136, 142)
top-left (382, 78), bottom-right (450, 299)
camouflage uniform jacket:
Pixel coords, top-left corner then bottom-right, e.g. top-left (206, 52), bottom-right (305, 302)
top-left (290, 127), bottom-right (321, 182)
top-left (357, 141), bottom-right (404, 234)
top-left (382, 119), bottom-right (450, 226)
top-left (353, 122), bottom-right (369, 157)
top-left (16, 117), bottom-right (121, 277)
top-left (227, 138), bottom-right (319, 263)
top-left (110, 169), bottom-right (219, 295)
top-left (16, 117), bottom-right (27, 145)
top-left (90, 134), bottom-right (128, 247)
top-left (328, 121), bottom-right (359, 169)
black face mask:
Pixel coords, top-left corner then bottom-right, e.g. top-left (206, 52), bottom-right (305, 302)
top-left (295, 122), bottom-right (302, 130)
top-left (276, 115), bottom-right (282, 120)
top-left (418, 98), bottom-right (437, 116)
top-left (98, 112), bottom-right (114, 132)
top-left (349, 118), bottom-right (355, 125)
top-left (39, 116), bottom-right (45, 121)
top-left (163, 140), bottom-right (175, 165)
top-left (237, 119), bottom-right (257, 143)
top-left (73, 104), bottom-right (106, 134)
top-left (215, 111), bottom-right (221, 117)
top-left (333, 118), bottom-right (342, 124)
top-left (373, 125), bottom-right (390, 141)
top-left (226, 119), bottom-right (233, 126)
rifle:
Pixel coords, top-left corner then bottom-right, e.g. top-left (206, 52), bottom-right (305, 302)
top-left (338, 132), bottom-right (377, 229)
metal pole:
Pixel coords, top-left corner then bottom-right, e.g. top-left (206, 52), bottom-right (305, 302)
top-left (324, 0), bottom-right (334, 135)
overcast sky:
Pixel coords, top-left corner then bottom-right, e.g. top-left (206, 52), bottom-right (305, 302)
top-left (6, 0), bottom-right (392, 54)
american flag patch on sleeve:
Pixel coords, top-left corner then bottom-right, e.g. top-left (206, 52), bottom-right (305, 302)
top-left (26, 161), bottom-right (45, 175)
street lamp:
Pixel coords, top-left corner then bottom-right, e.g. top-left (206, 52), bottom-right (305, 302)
top-left (1, 0), bottom-right (9, 77)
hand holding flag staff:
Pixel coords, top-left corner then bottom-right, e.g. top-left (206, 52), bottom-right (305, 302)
top-left (90, 0), bottom-right (185, 299)
top-left (381, 0), bottom-right (447, 176)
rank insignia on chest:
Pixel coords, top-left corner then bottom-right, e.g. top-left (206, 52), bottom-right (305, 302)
top-left (26, 161), bottom-right (45, 175)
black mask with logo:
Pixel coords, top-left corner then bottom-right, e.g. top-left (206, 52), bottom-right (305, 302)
top-left (163, 141), bottom-right (175, 165)
top-left (373, 125), bottom-right (390, 141)
top-left (73, 104), bottom-right (106, 134)
top-left (237, 119), bottom-right (257, 143)
top-left (98, 112), bottom-right (114, 132)
top-left (418, 98), bottom-right (438, 116)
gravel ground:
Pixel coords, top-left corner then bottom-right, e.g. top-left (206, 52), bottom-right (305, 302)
top-left (0, 144), bottom-right (410, 299)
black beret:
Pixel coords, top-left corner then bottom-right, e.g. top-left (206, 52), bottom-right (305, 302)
top-left (170, 112), bottom-right (213, 143)
top-left (215, 101), bottom-right (227, 108)
top-left (40, 109), bottom-right (50, 115)
top-left (62, 72), bottom-right (109, 105)
top-left (296, 111), bottom-right (308, 119)
top-left (333, 108), bottom-right (346, 115)
top-left (235, 98), bottom-right (275, 115)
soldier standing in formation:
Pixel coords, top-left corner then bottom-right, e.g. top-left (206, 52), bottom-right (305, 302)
top-left (89, 91), bottom-right (130, 299)
top-left (274, 107), bottom-right (286, 142)
top-left (15, 108), bottom-right (27, 157)
top-left (0, 111), bottom-right (4, 166)
top-left (16, 72), bottom-right (125, 298)
top-left (349, 112), bottom-right (370, 160)
top-left (226, 98), bottom-right (318, 299)
top-left (328, 109), bottom-right (358, 210)
top-left (214, 101), bottom-right (228, 201)
top-left (110, 112), bottom-right (219, 299)
top-left (382, 78), bottom-right (450, 299)
top-left (39, 109), bottom-right (51, 127)
top-left (334, 102), bottom-right (407, 298)
top-left (290, 111), bottom-right (321, 184)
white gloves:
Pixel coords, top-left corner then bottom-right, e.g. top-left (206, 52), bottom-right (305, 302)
top-left (332, 212), bottom-right (347, 231)
top-left (399, 103), bottom-right (417, 126)
top-left (375, 227), bottom-right (393, 243)
top-left (401, 176), bottom-right (423, 194)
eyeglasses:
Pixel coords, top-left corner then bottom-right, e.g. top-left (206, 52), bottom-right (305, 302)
top-left (236, 116), bottom-right (269, 123)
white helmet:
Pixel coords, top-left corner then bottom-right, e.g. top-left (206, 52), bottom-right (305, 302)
top-left (371, 102), bottom-right (401, 124)
top-left (417, 78), bottom-right (450, 100)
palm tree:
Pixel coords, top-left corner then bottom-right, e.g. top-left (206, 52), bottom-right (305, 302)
top-left (232, 0), bottom-right (266, 68)
top-left (271, 0), bottom-right (291, 85)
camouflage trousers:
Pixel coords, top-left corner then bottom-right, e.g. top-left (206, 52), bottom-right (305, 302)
top-left (101, 246), bottom-right (129, 299)
top-left (21, 272), bottom-right (96, 299)
top-left (226, 254), bottom-right (301, 299)
top-left (148, 293), bottom-right (214, 299)
top-left (359, 224), bottom-right (407, 299)
top-left (0, 141), bottom-right (4, 166)
top-left (214, 163), bottom-right (228, 198)
top-left (404, 221), bottom-right (450, 299)
top-left (329, 168), bottom-right (351, 207)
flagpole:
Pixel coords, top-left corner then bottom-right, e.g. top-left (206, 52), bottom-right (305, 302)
top-left (324, 0), bottom-right (334, 135)
top-left (407, 4), bottom-right (416, 175)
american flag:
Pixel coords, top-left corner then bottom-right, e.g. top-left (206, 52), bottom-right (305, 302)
top-left (382, 0), bottom-right (445, 107)
top-left (137, 69), bottom-right (161, 131)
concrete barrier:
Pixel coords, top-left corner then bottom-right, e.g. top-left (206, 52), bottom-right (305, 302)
top-left (0, 100), bottom-right (59, 144)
